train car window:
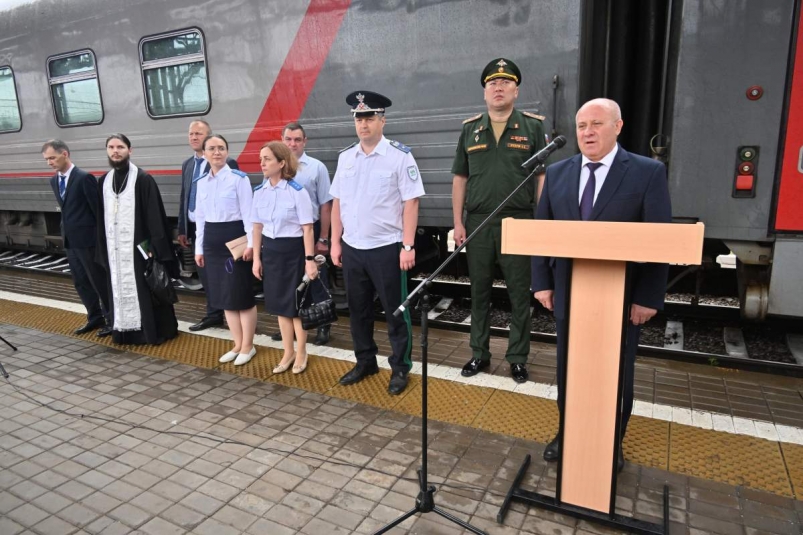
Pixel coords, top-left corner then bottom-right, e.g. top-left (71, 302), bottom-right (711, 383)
top-left (47, 50), bottom-right (104, 127)
top-left (139, 29), bottom-right (210, 118)
top-left (0, 66), bottom-right (22, 133)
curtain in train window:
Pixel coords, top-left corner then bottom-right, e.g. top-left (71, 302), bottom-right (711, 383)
top-left (47, 51), bottom-right (103, 126)
top-left (0, 66), bottom-right (22, 133)
top-left (140, 30), bottom-right (210, 117)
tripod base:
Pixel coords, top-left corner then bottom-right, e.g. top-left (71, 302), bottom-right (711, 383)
top-left (497, 455), bottom-right (668, 535)
top-left (372, 469), bottom-right (489, 535)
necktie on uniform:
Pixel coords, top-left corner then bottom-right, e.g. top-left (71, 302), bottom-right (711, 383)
top-left (580, 162), bottom-right (603, 221)
top-left (58, 175), bottom-right (66, 199)
top-left (188, 157), bottom-right (204, 213)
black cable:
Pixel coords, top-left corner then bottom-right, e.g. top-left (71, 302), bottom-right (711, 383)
top-left (1, 374), bottom-right (513, 500)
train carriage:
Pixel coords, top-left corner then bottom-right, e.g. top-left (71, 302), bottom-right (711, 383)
top-left (0, 0), bottom-right (802, 320)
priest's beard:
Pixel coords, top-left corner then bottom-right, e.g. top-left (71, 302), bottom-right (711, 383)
top-left (108, 156), bottom-right (130, 170)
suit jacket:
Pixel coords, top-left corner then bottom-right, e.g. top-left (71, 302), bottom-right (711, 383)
top-left (531, 145), bottom-right (672, 320)
top-left (50, 167), bottom-right (99, 249)
top-left (177, 155), bottom-right (239, 236)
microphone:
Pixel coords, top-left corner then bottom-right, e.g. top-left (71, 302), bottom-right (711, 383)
top-left (297, 255), bottom-right (327, 292)
top-left (520, 135), bottom-right (567, 169)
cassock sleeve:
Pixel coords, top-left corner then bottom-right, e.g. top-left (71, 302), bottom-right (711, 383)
top-left (140, 172), bottom-right (178, 276)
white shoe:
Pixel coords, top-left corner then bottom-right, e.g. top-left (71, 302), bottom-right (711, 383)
top-left (219, 350), bottom-right (238, 363)
top-left (234, 347), bottom-right (257, 366)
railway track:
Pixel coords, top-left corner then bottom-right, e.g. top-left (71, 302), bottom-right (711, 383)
top-left (1, 248), bottom-right (801, 375)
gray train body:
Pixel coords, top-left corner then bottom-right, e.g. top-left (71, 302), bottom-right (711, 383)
top-left (0, 0), bottom-right (801, 319)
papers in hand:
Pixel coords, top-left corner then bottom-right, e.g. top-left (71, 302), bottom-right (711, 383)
top-left (137, 239), bottom-right (151, 260)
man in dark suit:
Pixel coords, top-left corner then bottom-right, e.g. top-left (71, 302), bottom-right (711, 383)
top-left (177, 120), bottom-right (240, 331)
top-left (531, 98), bottom-right (672, 471)
top-left (43, 140), bottom-right (111, 337)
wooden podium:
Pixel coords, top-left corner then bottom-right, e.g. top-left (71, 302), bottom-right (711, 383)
top-left (496, 219), bottom-right (705, 535)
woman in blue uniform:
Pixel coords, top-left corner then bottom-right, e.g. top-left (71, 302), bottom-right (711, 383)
top-left (193, 134), bottom-right (257, 366)
top-left (251, 141), bottom-right (317, 374)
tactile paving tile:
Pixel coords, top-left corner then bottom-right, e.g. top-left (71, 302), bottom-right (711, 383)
top-left (669, 423), bottom-right (793, 497)
top-left (266, 354), bottom-right (352, 393)
top-left (328, 369), bottom-right (416, 409)
top-left (472, 390), bottom-right (558, 443)
top-left (780, 442), bottom-right (803, 499)
top-left (394, 378), bottom-right (494, 427)
top-left (623, 415), bottom-right (669, 470)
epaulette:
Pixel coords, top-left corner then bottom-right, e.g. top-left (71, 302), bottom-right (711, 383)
top-left (253, 182), bottom-right (264, 192)
top-left (339, 141), bottom-right (358, 153)
top-left (388, 139), bottom-right (411, 153)
top-left (231, 169), bottom-right (249, 178)
top-left (192, 171), bottom-right (208, 183)
top-left (287, 179), bottom-right (303, 191)
top-left (522, 111), bottom-right (546, 121)
top-left (462, 113), bottom-right (483, 124)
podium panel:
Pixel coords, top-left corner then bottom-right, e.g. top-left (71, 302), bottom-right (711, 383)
top-left (561, 259), bottom-right (626, 512)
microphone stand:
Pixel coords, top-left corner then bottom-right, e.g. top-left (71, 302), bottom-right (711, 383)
top-left (373, 161), bottom-right (547, 535)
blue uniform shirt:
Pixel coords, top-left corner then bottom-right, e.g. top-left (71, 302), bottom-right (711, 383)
top-left (251, 178), bottom-right (314, 239)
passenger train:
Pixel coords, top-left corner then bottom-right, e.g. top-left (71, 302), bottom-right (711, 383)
top-left (0, 0), bottom-right (801, 320)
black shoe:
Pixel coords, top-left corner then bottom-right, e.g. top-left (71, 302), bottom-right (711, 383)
top-left (511, 363), bottom-right (528, 384)
top-left (339, 362), bottom-right (379, 386)
top-left (314, 325), bottom-right (330, 345)
top-left (270, 332), bottom-right (282, 342)
top-left (618, 446), bottom-right (625, 472)
top-left (189, 317), bottom-right (224, 332)
top-left (388, 371), bottom-right (409, 395)
top-left (461, 357), bottom-right (490, 377)
top-left (96, 325), bottom-right (113, 338)
top-left (75, 318), bottom-right (104, 335)
top-left (543, 435), bottom-right (560, 462)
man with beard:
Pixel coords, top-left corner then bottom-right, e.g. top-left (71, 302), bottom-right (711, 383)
top-left (96, 134), bottom-right (179, 345)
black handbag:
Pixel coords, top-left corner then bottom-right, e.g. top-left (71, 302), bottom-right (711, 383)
top-left (297, 277), bottom-right (337, 330)
top-left (144, 257), bottom-right (178, 306)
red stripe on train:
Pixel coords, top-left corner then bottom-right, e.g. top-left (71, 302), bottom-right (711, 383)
top-left (238, 0), bottom-right (352, 173)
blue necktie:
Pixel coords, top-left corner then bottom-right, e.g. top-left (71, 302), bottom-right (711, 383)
top-left (58, 175), bottom-right (66, 199)
top-left (188, 157), bottom-right (204, 213)
top-left (580, 162), bottom-right (602, 221)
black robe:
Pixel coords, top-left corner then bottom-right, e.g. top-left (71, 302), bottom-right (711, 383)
top-left (96, 168), bottom-right (179, 345)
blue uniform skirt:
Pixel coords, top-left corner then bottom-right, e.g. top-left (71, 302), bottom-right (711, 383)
top-left (261, 236), bottom-right (304, 318)
top-left (203, 221), bottom-right (255, 311)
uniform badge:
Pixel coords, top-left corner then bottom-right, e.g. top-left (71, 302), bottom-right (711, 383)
top-left (510, 135), bottom-right (529, 142)
top-left (407, 166), bottom-right (418, 180)
top-left (497, 59), bottom-right (508, 67)
top-left (474, 134), bottom-right (479, 142)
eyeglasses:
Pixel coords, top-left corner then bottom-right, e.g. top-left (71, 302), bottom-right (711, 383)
top-left (204, 146), bottom-right (227, 153)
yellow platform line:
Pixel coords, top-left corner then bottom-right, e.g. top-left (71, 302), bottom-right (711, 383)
top-left (0, 298), bottom-right (796, 498)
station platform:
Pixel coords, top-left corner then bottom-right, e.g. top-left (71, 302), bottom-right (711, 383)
top-left (0, 276), bottom-right (802, 534)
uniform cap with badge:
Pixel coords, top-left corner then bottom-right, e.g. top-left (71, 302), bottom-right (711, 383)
top-left (346, 90), bottom-right (392, 116)
top-left (481, 58), bottom-right (521, 87)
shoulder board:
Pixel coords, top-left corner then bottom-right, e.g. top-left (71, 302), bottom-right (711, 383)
top-left (462, 113), bottom-right (483, 124)
top-left (287, 179), bottom-right (303, 191)
top-left (339, 141), bottom-right (358, 153)
top-left (522, 111), bottom-right (546, 121)
top-left (253, 183), bottom-right (264, 192)
top-left (388, 139), bottom-right (411, 153)
top-left (231, 169), bottom-right (248, 178)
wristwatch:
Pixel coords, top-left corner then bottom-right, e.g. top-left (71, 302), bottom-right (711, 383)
top-left (402, 244), bottom-right (415, 252)
top-left (318, 238), bottom-right (329, 245)
top-left (305, 255), bottom-right (316, 261)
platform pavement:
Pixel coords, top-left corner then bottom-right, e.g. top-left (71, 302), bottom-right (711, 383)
top-left (0, 323), bottom-right (801, 535)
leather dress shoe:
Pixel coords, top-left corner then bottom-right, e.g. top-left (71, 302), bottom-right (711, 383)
top-left (388, 371), bottom-right (409, 395)
top-left (313, 325), bottom-right (330, 345)
top-left (339, 362), bottom-right (379, 386)
top-left (461, 357), bottom-right (490, 377)
top-left (74, 318), bottom-right (104, 335)
top-left (270, 332), bottom-right (282, 342)
top-left (189, 317), bottom-right (224, 332)
top-left (543, 435), bottom-right (560, 462)
top-left (96, 325), bottom-right (113, 338)
top-left (511, 363), bottom-right (528, 383)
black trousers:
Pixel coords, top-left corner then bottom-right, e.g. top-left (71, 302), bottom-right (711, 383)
top-left (310, 220), bottom-right (330, 305)
top-left (66, 246), bottom-right (110, 325)
top-left (555, 318), bottom-right (640, 438)
top-left (342, 241), bottom-right (412, 374)
top-left (189, 221), bottom-right (224, 320)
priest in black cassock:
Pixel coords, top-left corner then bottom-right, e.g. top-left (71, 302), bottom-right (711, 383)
top-left (96, 133), bottom-right (179, 345)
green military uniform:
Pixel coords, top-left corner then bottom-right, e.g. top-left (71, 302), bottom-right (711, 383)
top-left (451, 61), bottom-right (547, 364)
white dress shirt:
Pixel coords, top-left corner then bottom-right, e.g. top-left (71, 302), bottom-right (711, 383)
top-left (194, 165), bottom-right (253, 254)
top-left (294, 153), bottom-right (333, 222)
top-left (578, 143), bottom-right (619, 205)
top-left (58, 163), bottom-right (76, 191)
top-left (250, 179), bottom-right (314, 239)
